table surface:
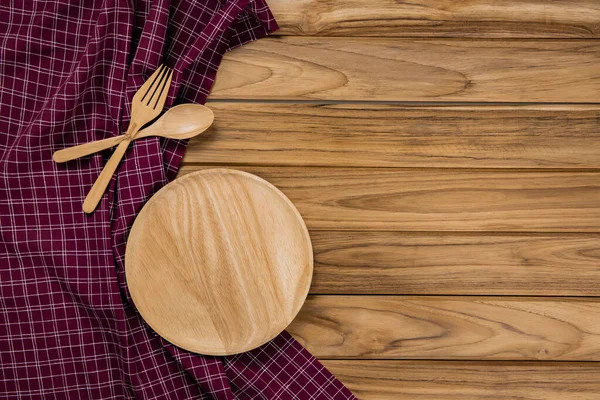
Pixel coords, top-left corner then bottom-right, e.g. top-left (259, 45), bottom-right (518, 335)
top-left (179, 1), bottom-right (600, 398)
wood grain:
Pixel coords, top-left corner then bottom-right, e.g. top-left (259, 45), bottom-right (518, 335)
top-left (178, 167), bottom-right (600, 232)
top-left (211, 38), bottom-right (600, 103)
top-left (309, 232), bottom-right (600, 295)
top-left (269, 0), bottom-right (600, 38)
top-left (322, 360), bottom-right (600, 400)
top-left (186, 103), bottom-right (600, 168)
top-left (126, 169), bottom-right (313, 355)
top-left (289, 296), bottom-right (600, 360)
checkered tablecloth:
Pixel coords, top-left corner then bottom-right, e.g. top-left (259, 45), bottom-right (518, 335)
top-left (0, 1), bottom-right (355, 398)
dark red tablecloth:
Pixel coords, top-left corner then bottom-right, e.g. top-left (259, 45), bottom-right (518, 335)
top-left (0, 1), bottom-right (355, 398)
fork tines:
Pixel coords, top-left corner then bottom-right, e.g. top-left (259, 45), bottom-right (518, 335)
top-left (141, 64), bottom-right (173, 109)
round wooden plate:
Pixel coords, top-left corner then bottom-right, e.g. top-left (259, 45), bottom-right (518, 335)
top-left (125, 169), bottom-right (313, 356)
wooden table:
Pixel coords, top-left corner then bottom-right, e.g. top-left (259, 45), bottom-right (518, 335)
top-left (180, 1), bottom-right (600, 398)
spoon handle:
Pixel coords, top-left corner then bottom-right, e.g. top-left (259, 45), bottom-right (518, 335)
top-left (53, 135), bottom-right (125, 163)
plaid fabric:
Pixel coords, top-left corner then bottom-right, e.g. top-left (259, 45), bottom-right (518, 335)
top-left (0, 1), bottom-right (356, 398)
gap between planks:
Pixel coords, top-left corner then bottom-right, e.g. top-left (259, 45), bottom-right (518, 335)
top-left (182, 164), bottom-right (600, 173)
top-left (207, 99), bottom-right (600, 105)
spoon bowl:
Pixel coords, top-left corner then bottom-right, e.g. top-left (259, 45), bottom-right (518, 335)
top-left (137, 104), bottom-right (214, 140)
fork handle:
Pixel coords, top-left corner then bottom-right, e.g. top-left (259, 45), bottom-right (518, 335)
top-left (53, 136), bottom-right (125, 163)
top-left (82, 138), bottom-right (131, 214)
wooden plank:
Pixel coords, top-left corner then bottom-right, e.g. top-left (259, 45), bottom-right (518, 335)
top-left (178, 167), bottom-right (600, 232)
top-left (310, 232), bottom-right (600, 295)
top-left (269, 0), bottom-right (600, 38)
top-left (321, 360), bottom-right (600, 400)
top-left (211, 38), bottom-right (600, 103)
top-left (186, 103), bottom-right (600, 168)
top-left (289, 296), bottom-right (600, 360)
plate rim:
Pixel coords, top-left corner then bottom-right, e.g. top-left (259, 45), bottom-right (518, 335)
top-left (125, 168), bottom-right (313, 356)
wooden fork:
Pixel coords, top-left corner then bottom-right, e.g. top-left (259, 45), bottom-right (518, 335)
top-left (83, 64), bottom-right (173, 214)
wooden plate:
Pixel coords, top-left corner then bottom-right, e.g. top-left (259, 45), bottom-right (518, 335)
top-left (126, 169), bottom-right (313, 356)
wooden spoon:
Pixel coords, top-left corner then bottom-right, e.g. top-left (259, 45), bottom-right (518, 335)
top-left (53, 104), bottom-right (214, 163)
